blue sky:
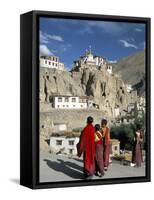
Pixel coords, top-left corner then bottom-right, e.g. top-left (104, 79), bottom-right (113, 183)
top-left (39, 17), bottom-right (145, 69)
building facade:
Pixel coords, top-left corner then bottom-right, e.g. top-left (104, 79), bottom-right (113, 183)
top-left (40, 55), bottom-right (65, 70)
top-left (110, 139), bottom-right (120, 156)
top-left (73, 47), bottom-right (113, 74)
top-left (50, 136), bottom-right (79, 155)
top-left (52, 96), bottom-right (93, 109)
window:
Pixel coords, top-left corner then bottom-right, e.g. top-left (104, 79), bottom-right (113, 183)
top-left (69, 140), bottom-right (74, 145)
top-left (81, 105), bottom-right (83, 107)
top-left (56, 140), bottom-right (62, 146)
top-left (73, 105), bottom-right (75, 107)
top-left (49, 61), bottom-right (51, 65)
top-left (57, 105), bottom-right (60, 108)
top-left (45, 60), bottom-right (47, 64)
top-left (63, 105), bottom-right (65, 107)
top-left (114, 146), bottom-right (118, 151)
top-left (53, 62), bottom-right (54, 66)
top-left (58, 97), bottom-right (62, 102)
top-left (69, 149), bottom-right (73, 154)
top-left (65, 97), bottom-right (69, 102)
top-left (72, 98), bottom-right (76, 102)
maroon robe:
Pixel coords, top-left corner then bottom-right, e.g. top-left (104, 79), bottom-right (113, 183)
top-left (95, 131), bottom-right (104, 176)
top-left (132, 131), bottom-right (143, 167)
top-left (102, 127), bottom-right (110, 168)
top-left (77, 124), bottom-right (95, 176)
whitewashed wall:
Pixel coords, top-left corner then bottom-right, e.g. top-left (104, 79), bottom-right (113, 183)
top-left (50, 136), bottom-right (79, 155)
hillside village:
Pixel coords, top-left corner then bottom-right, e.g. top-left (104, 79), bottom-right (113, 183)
top-left (39, 48), bottom-right (145, 155)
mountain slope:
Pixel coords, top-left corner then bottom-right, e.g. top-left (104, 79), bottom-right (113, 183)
top-left (113, 51), bottom-right (145, 85)
top-left (113, 50), bottom-right (145, 96)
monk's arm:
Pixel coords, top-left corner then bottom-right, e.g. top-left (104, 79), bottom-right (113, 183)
top-left (77, 129), bottom-right (85, 157)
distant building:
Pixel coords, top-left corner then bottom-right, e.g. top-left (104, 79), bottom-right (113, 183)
top-left (110, 139), bottom-right (120, 156)
top-left (114, 105), bottom-right (120, 117)
top-left (126, 84), bottom-right (133, 93)
top-left (50, 135), bottom-right (79, 155)
top-left (40, 55), bottom-right (65, 70)
top-left (127, 103), bottom-right (135, 114)
top-left (73, 47), bottom-right (113, 74)
top-left (52, 95), bottom-right (94, 109)
top-left (137, 97), bottom-right (145, 112)
top-left (53, 123), bottom-right (67, 132)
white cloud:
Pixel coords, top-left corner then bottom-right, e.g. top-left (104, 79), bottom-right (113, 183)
top-left (135, 28), bottom-right (142, 32)
top-left (140, 41), bottom-right (145, 49)
top-left (80, 21), bottom-right (122, 35)
top-left (119, 40), bottom-right (138, 49)
top-left (108, 60), bottom-right (117, 64)
top-left (40, 31), bottom-right (48, 44)
top-left (39, 45), bottom-right (53, 56)
top-left (47, 34), bottom-right (64, 42)
top-left (40, 31), bottom-right (64, 44)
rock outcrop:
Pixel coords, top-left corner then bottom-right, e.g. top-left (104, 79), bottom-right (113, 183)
top-left (40, 64), bottom-right (138, 118)
top-left (113, 50), bottom-right (145, 96)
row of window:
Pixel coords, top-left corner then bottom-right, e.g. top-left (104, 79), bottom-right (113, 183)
top-left (57, 97), bottom-right (77, 102)
top-left (57, 104), bottom-right (84, 108)
top-left (56, 140), bottom-right (75, 146)
top-left (57, 97), bottom-right (87, 103)
top-left (45, 60), bottom-right (58, 67)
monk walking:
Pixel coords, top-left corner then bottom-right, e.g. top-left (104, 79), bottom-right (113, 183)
top-left (101, 119), bottom-right (110, 171)
top-left (132, 124), bottom-right (143, 167)
top-left (77, 116), bottom-right (95, 179)
top-left (94, 124), bottom-right (104, 177)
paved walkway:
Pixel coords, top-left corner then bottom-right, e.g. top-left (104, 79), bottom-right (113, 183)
top-left (40, 152), bottom-right (146, 183)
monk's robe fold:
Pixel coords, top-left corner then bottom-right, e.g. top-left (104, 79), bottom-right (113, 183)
top-left (77, 124), bottom-right (95, 176)
top-left (102, 127), bottom-right (110, 168)
top-left (95, 131), bottom-right (104, 175)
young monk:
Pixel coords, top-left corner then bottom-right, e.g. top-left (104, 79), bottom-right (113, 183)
top-left (77, 116), bottom-right (95, 179)
top-left (132, 124), bottom-right (143, 167)
top-left (94, 124), bottom-right (104, 177)
top-left (101, 119), bottom-right (110, 171)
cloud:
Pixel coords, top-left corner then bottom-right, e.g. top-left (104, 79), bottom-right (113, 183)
top-left (140, 41), bottom-right (145, 49)
top-left (40, 31), bottom-right (64, 44)
top-left (108, 60), bottom-right (117, 63)
top-left (39, 45), bottom-right (53, 56)
top-left (47, 34), bottom-right (64, 42)
top-left (80, 21), bottom-right (122, 35)
top-left (135, 28), bottom-right (142, 32)
top-left (40, 31), bottom-right (48, 44)
top-left (119, 39), bottom-right (138, 49)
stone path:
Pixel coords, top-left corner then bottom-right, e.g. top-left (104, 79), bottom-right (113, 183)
top-left (40, 152), bottom-right (146, 183)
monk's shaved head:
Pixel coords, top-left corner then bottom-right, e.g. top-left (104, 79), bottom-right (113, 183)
top-left (87, 116), bottom-right (93, 124)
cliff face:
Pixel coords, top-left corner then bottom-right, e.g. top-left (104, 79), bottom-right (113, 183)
top-left (40, 68), bottom-right (85, 103)
top-left (113, 50), bottom-right (145, 96)
top-left (40, 65), bottom-right (137, 118)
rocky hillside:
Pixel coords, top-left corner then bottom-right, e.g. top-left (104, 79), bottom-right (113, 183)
top-left (113, 50), bottom-right (145, 96)
top-left (40, 65), bottom-right (137, 118)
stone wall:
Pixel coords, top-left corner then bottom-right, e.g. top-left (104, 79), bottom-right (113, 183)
top-left (40, 108), bottom-right (107, 137)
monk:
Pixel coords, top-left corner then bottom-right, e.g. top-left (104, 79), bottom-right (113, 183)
top-left (77, 116), bottom-right (95, 179)
top-left (101, 119), bottom-right (110, 171)
top-left (132, 124), bottom-right (143, 167)
top-left (94, 124), bottom-right (104, 177)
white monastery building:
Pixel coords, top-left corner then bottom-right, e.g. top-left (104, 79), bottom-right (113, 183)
top-left (40, 55), bottom-right (65, 70)
top-left (52, 96), bottom-right (94, 109)
top-left (73, 47), bottom-right (113, 74)
top-left (50, 136), bottom-right (79, 156)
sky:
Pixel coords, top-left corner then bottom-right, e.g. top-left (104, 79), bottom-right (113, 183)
top-left (39, 17), bottom-right (146, 70)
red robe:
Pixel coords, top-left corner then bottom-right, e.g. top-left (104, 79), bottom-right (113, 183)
top-left (102, 127), bottom-right (110, 168)
top-left (77, 124), bottom-right (95, 176)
